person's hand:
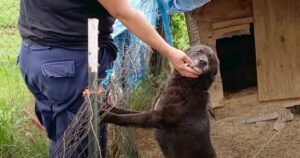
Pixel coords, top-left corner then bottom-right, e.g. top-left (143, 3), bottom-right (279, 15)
top-left (166, 47), bottom-right (201, 78)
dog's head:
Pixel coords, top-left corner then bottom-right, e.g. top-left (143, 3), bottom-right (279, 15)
top-left (184, 45), bottom-right (219, 90)
top-left (185, 45), bottom-right (219, 76)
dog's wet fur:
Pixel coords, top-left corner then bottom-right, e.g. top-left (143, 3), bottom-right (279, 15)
top-left (102, 45), bottom-right (219, 158)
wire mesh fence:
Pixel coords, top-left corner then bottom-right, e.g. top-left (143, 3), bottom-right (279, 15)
top-left (0, 0), bottom-right (183, 157)
top-left (49, 39), bottom-right (166, 158)
top-left (0, 0), bottom-right (21, 56)
top-left (0, 2), bottom-right (165, 157)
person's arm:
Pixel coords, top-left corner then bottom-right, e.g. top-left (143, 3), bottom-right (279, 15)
top-left (98, 0), bottom-right (200, 78)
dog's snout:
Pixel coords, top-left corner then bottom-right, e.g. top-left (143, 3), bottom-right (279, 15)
top-left (198, 59), bottom-right (208, 67)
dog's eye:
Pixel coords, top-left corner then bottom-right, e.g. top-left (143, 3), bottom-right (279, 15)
top-left (197, 49), bottom-right (203, 53)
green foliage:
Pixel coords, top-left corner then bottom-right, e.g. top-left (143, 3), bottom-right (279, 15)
top-left (129, 13), bottom-right (190, 111)
top-left (0, 56), bottom-right (49, 158)
top-left (0, 0), bottom-right (49, 155)
top-left (129, 71), bottom-right (169, 111)
top-left (171, 13), bottom-right (190, 50)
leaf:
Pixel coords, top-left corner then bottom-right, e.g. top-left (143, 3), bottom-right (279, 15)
top-left (7, 54), bottom-right (16, 63)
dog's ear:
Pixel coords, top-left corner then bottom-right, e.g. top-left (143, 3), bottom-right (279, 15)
top-left (184, 47), bottom-right (193, 53)
top-left (202, 45), bottom-right (219, 76)
top-left (210, 51), bottom-right (219, 76)
top-left (184, 47), bottom-right (193, 55)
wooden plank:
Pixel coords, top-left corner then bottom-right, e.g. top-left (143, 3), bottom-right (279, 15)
top-left (242, 112), bottom-right (279, 124)
top-left (185, 11), bottom-right (201, 46)
top-left (213, 88), bottom-right (300, 120)
top-left (212, 17), bottom-right (253, 30)
top-left (253, 0), bottom-right (300, 101)
top-left (209, 69), bottom-right (224, 109)
top-left (195, 0), bottom-right (253, 44)
top-left (213, 23), bottom-right (250, 37)
top-left (207, 38), bottom-right (224, 109)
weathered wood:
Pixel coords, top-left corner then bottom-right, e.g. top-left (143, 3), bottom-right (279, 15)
top-left (212, 17), bottom-right (253, 30)
top-left (274, 109), bottom-right (294, 131)
top-left (214, 88), bottom-right (300, 120)
top-left (208, 54), bottom-right (225, 109)
top-left (213, 23), bottom-right (250, 37)
top-left (242, 112), bottom-right (279, 124)
top-left (253, 0), bottom-right (300, 101)
top-left (185, 11), bottom-right (201, 46)
top-left (203, 36), bottom-right (224, 109)
top-left (195, 0), bottom-right (253, 45)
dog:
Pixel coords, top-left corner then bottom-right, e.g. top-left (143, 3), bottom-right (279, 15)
top-left (102, 45), bottom-right (219, 158)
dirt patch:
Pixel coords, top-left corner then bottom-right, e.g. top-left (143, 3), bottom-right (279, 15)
top-left (109, 88), bottom-right (300, 158)
top-left (135, 129), bottom-right (164, 158)
top-left (133, 112), bottom-right (300, 158)
top-left (211, 114), bottom-right (300, 158)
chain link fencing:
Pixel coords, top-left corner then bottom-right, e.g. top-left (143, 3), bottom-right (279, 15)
top-left (0, 1), bottom-right (50, 158)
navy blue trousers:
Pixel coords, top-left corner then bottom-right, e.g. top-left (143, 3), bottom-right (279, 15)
top-left (18, 40), bottom-right (116, 157)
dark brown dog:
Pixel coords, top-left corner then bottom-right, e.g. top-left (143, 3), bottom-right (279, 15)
top-left (102, 45), bottom-right (219, 158)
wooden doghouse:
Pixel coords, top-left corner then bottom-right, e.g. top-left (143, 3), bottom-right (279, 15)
top-left (185, 0), bottom-right (300, 118)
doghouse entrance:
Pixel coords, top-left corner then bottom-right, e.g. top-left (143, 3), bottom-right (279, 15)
top-left (216, 24), bottom-right (257, 96)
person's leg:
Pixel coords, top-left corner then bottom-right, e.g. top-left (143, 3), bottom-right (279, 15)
top-left (18, 41), bottom-right (116, 157)
top-left (18, 41), bottom-right (59, 155)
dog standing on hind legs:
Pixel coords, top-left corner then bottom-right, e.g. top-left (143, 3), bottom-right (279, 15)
top-left (102, 45), bottom-right (219, 158)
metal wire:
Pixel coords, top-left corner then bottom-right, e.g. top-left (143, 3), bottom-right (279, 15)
top-left (50, 41), bottom-right (153, 158)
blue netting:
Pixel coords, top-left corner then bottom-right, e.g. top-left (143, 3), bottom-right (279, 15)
top-left (111, 0), bottom-right (158, 90)
top-left (108, 0), bottom-right (211, 90)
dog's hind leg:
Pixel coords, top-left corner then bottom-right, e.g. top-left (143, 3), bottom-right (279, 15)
top-left (102, 110), bottom-right (162, 128)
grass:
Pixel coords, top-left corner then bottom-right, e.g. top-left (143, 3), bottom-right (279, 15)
top-left (0, 0), bottom-right (49, 157)
top-left (129, 13), bottom-right (190, 111)
top-left (0, 55), bottom-right (49, 158)
top-left (129, 70), bottom-right (169, 111)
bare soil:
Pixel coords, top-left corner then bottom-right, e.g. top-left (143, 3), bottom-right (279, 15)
top-left (110, 88), bottom-right (300, 158)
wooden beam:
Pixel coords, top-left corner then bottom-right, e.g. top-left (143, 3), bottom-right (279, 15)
top-left (185, 11), bottom-right (201, 46)
top-left (212, 17), bottom-right (253, 30)
top-left (213, 23), bottom-right (250, 37)
top-left (208, 38), bottom-right (224, 109)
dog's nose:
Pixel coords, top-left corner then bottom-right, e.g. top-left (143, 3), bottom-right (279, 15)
top-left (198, 59), bottom-right (207, 67)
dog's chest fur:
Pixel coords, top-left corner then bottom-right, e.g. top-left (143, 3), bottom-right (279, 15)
top-left (153, 73), bottom-right (215, 158)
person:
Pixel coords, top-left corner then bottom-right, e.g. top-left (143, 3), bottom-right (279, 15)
top-left (18, 0), bottom-right (200, 157)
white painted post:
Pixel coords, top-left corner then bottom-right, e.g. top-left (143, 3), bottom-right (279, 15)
top-left (88, 18), bottom-right (100, 158)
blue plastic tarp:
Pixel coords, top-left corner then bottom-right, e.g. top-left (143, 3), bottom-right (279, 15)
top-left (111, 0), bottom-right (211, 90)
